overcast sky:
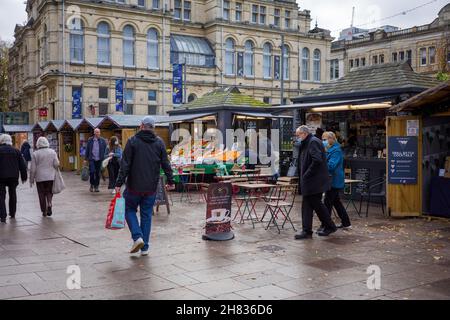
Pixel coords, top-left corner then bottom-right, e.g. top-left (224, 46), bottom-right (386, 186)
top-left (0, 0), bottom-right (448, 43)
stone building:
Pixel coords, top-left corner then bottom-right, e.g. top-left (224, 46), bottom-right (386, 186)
top-left (8, 0), bottom-right (333, 123)
top-left (329, 4), bottom-right (450, 82)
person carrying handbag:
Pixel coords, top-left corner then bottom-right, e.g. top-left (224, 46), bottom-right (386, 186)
top-left (105, 136), bottom-right (122, 194)
top-left (30, 137), bottom-right (60, 217)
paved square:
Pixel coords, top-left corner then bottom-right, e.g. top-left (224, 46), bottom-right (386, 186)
top-left (1, 172), bottom-right (449, 300)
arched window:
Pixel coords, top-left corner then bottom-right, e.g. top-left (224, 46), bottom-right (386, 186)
top-left (282, 45), bottom-right (289, 80)
top-left (244, 40), bottom-right (254, 76)
top-left (301, 48), bottom-right (309, 80)
top-left (147, 28), bottom-right (159, 69)
top-left (70, 18), bottom-right (84, 63)
top-left (225, 38), bottom-right (235, 75)
top-left (263, 42), bottom-right (272, 78)
top-left (313, 49), bottom-right (321, 82)
top-left (123, 25), bottom-right (135, 67)
top-left (97, 22), bottom-right (111, 65)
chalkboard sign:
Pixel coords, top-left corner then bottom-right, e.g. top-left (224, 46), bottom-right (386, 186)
top-left (355, 168), bottom-right (370, 194)
top-left (388, 136), bottom-right (418, 184)
top-left (154, 176), bottom-right (170, 214)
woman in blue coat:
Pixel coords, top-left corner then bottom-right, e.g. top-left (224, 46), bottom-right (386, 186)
top-left (322, 131), bottom-right (351, 229)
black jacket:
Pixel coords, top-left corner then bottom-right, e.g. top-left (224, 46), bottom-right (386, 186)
top-left (297, 134), bottom-right (330, 196)
top-left (115, 130), bottom-right (174, 193)
top-left (0, 144), bottom-right (28, 181)
top-left (21, 142), bottom-right (32, 162)
top-left (85, 136), bottom-right (107, 161)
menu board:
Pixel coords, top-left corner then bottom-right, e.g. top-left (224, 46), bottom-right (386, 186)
top-left (388, 136), bottom-right (418, 184)
top-left (203, 183), bottom-right (234, 241)
top-left (355, 168), bottom-right (370, 194)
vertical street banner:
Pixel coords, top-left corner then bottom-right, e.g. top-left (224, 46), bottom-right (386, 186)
top-left (172, 64), bottom-right (183, 105)
top-left (237, 52), bottom-right (244, 77)
top-left (72, 87), bottom-right (82, 119)
top-left (115, 79), bottom-right (124, 112)
top-left (202, 183), bottom-right (234, 241)
top-left (388, 136), bottom-right (418, 184)
top-left (274, 55), bottom-right (280, 80)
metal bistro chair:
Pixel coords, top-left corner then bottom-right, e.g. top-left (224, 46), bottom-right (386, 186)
top-left (358, 177), bottom-right (387, 217)
top-left (263, 184), bottom-right (298, 233)
top-left (181, 167), bottom-right (207, 203)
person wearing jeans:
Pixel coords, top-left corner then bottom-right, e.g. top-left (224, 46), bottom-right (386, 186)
top-left (322, 131), bottom-right (351, 229)
top-left (115, 116), bottom-right (175, 256)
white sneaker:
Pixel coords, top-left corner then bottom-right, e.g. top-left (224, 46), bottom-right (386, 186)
top-left (112, 190), bottom-right (116, 195)
top-left (141, 249), bottom-right (150, 256)
top-left (130, 238), bottom-right (145, 253)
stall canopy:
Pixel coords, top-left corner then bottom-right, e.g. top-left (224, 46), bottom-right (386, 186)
top-left (159, 112), bottom-right (216, 123)
top-left (32, 121), bottom-right (50, 131)
top-left (84, 117), bottom-right (106, 129)
top-left (50, 120), bottom-right (66, 131)
top-left (288, 62), bottom-right (441, 109)
top-left (233, 111), bottom-right (293, 119)
top-left (106, 115), bottom-right (170, 127)
top-left (65, 119), bottom-right (83, 131)
top-left (2, 124), bottom-right (33, 133)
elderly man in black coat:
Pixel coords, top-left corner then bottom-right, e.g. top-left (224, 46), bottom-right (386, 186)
top-left (295, 125), bottom-right (337, 239)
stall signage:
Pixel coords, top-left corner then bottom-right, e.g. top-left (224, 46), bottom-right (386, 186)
top-left (203, 183), bottom-right (234, 241)
top-left (172, 64), bottom-right (183, 105)
top-left (274, 56), bottom-right (280, 80)
top-left (72, 88), bottom-right (82, 119)
top-left (388, 136), bottom-right (418, 184)
top-left (115, 79), bottom-right (124, 112)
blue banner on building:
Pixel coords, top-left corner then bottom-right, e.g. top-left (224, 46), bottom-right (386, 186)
top-left (72, 87), bottom-right (82, 119)
top-left (115, 79), bottom-right (124, 112)
top-left (173, 64), bottom-right (183, 105)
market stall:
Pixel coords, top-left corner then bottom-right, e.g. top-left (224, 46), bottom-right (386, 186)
top-left (2, 124), bottom-right (34, 149)
top-left (278, 62), bottom-right (440, 207)
top-left (58, 121), bottom-right (77, 172)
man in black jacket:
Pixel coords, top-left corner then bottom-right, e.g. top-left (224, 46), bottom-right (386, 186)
top-left (115, 116), bottom-right (175, 256)
top-left (84, 128), bottom-right (107, 192)
top-left (294, 126), bottom-right (336, 239)
top-left (0, 134), bottom-right (28, 223)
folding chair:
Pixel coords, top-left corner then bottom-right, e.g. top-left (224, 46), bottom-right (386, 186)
top-left (263, 185), bottom-right (298, 233)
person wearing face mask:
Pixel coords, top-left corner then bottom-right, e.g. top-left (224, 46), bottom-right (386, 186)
top-left (322, 131), bottom-right (351, 229)
top-left (294, 126), bottom-right (337, 240)
top-left (105, 136), bottom-right (123, 194)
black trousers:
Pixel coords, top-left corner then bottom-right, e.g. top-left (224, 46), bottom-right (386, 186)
top-left (36, 181), bottom-right (54, 214)
top-left (0, 178), bottom-right (19, 219)
top-left (107, 160), bottom-right (120, 189)
top-left (302, 193), bottom-right (336, 234)
top-left (324, 188), bottom-right (351, 227)
top-left (89, 160), bottom-right (102, 188)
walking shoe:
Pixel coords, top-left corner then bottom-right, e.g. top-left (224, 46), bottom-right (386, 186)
top-left (294, 231), bottom-right (313, 240)
top-left (317, 228), bottom-right (337, 237)
top-left (130, 238), bottom-right (145, 253)
top-left (9, 215), bottom-right (15, 219)
top-left (42, 212), bottom-right (47, 217)
top-left (1, 218), bottom-right (6, 223)
top-left (46, 207), bottom-right (53, 217)
top-left (94, 187), bottom-right (100, 193)
top-left (90, 186), bottom-right (94, 192)
top-left (337, 224), bottom-right (352, 230)
top-left (316, 226), bottom-right (325, 233)
top-left (141, 249), bottom-right (150, 256)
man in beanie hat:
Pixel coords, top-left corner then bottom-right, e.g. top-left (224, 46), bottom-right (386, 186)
top-left (115, 116), bottom-right (175, 256)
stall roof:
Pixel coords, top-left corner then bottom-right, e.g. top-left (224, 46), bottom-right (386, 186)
top-left (161, 112), bottom-right (217, 123)
top-left (84, 117), bottom-right (105, 129)
top-left (233, 111), bottom-right (292, 119)
top-left (32, 121), bottom-right (50, 131)
top-left (291, 62), bottom-right (440, 104)
top-left (50, 120), bottom-right (66, 131)
top-left (2, 124), bottom-right (33, 133)
top-left (178, 87), bottom-right (269, 110)
top-left (106, 115), bottom-right (170, 127)
top-left (390, 81), bottom-right (450, 113)
top-left (272, 97), bottom-right (392, 111)
top-left (66, 119), bottom-right (83, 130)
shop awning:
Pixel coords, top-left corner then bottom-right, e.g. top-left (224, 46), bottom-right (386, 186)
top-left (272, 97), bottom-right (393, 111)
top-left (2, 124), bottom-right (33, 133)
top-left (160, 112), bottom-right (216, 123)
top-left (233, 111), bottom-right (292, 119)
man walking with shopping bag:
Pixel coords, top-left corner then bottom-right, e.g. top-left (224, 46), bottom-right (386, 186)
top-left (115, 116), bottom-right (175, 256)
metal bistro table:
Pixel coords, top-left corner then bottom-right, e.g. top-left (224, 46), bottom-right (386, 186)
top-left (232, 182), bottom-right (275, 228)
top-left (344, 179), bottom-right (363, 216)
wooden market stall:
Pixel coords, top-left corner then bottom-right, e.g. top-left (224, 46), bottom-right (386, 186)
top-left (58, 120), bottom-right (77, 172)
top-left (31, 121), bottom-right (49, 149)
top-left (2, 124), bottom-right (34, 149)
top-left (274, 62), bottom-right (440, 213)
top-left (389, 80), bottom-right (450, 218)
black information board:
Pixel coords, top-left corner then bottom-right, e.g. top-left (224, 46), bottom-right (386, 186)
top-left (388, 136), bottom-right (418, 185)
top-left (355, 168), bottom-right (370, 194)
top-left (154, 176), bottom-right (170, 214)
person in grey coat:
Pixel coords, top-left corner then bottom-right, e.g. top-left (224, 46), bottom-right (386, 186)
top-left (295, 125), bottom-right (337, 240)
top-left (30, 137), bottom-right (60, 217)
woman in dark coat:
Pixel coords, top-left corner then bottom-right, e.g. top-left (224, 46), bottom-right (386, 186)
top-left (105, 136), bottom-right (123, 194)
top-left (21, 141), bottom-right (32, 168)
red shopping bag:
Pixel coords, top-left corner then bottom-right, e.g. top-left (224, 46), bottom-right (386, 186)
top-left (106, 192), bottom-right (122, 230)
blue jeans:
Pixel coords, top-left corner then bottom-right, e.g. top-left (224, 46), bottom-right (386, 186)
top-left (89, 160), bottom-right (102, 188)
top-left (123, 189), bottom-right (156, 251)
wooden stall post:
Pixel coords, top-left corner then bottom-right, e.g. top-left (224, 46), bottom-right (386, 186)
top-left (386, 116), bottom-right (423, 217)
